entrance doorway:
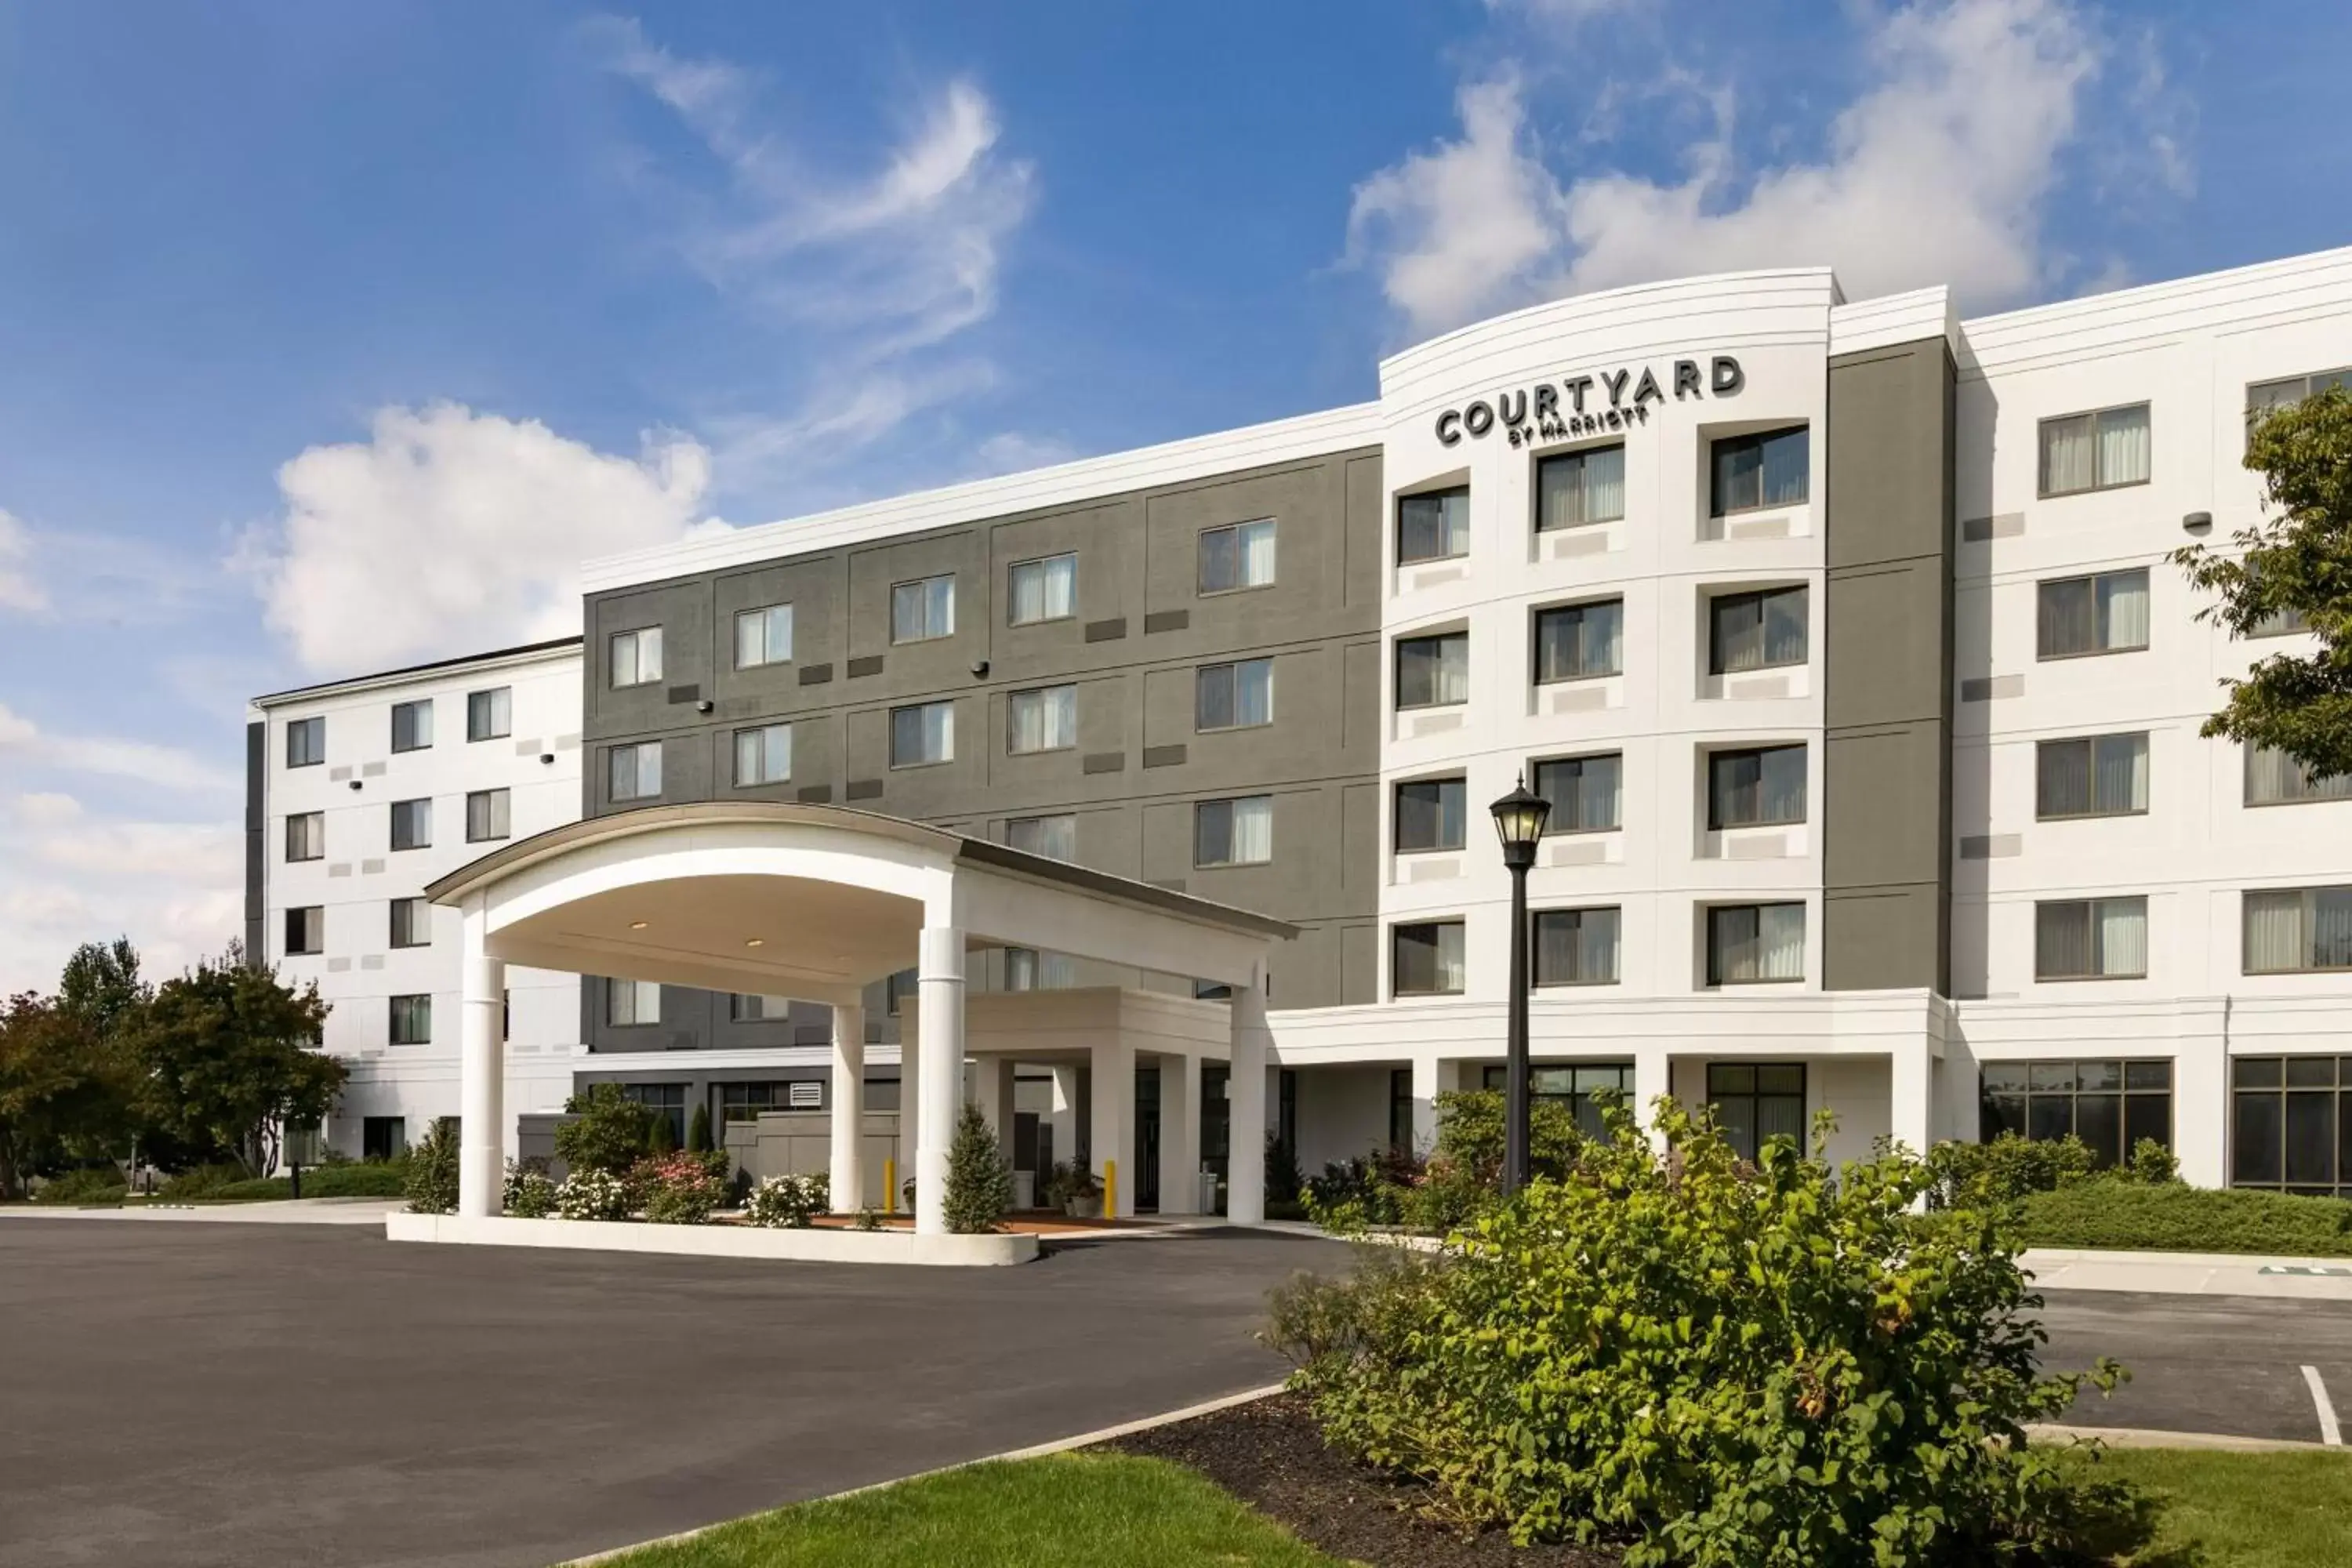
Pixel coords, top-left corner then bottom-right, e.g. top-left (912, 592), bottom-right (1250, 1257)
top-left (1135, 1066), bottom-right (1161, 1210)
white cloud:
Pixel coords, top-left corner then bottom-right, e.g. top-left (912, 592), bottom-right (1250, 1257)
top-left (238, 402), bottom-right (716, 677)
top-left (0, 701), bottom-right (239, 796)
top-left (0, 792), bottom-right (241, 994)
top-left (0, 509), bottom-right (47, 614)
top-left (1347, 0), bottom-right (2134, 339)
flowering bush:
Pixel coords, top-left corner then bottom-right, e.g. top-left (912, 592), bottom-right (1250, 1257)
top-left (555, 1167), bottom-right (630, 1221)
top-left (503, 1159), bottom-right (557, 1218)
top-left (745, 1171), bottom-right (829, 1229)
top-left (637, 1152), bottom-right (724, 1225)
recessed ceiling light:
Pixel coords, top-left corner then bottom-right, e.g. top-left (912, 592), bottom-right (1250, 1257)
top-left (629, 920), bottom-right (649, 931)
top-left (745, 937), bottom-right (765, 948)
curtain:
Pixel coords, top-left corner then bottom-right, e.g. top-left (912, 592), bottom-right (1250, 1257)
top-left (1712, 596), bottom-right (1760, 671)
top-left (1541, 446), bottom-right (1626, 528)
top-left (1434, 636), bottom-right (1469, 703)
top-left (1562, 753), bottom-right (1623, 831)
top-left (1760, 746), bottom-right (1806, 823)
top-left (895, 702), bottom-right (953, 764)
top-left (2095, 733), bottom-right (2147, 812)
top-left (1541, 602), bottom-right (1621, 681)
top-left (1585, 444), bottom-right (1625, 521)
top-left (1240, 520), bottom-right (1276, 586)
top-left (2245, 890), bottom-right (2305, 972)
top-left (2098, 405), bottom-right (2151, 487)
top-left (1537, 909), bottom-right (1617, 984)
top-left (1760, 427), bottom-right (1809, 507)
top-left (2099, 571), bottom-right (2150, 650)
top-left (1229, 797), bottom-right (1273, 863)
top-left (2094, 898), bottom-right (2147, 977)
top-left (1713, 439), bottom-right (1760, 514)
top-left (2039, 741), bottom-right (2090, 816)
top-left (1011, 557), bottom-right (1073, 623)
top-left (1435, 921), bottom-right (1466, 992)
top-left (2039, 578), bottom-right (2095, 656)
top-left (2313, 890), bottom-right (2352, 970)
top-left (1236, 659), bottom-right (1273, 726)
top-left (2037, 902), bottom-right (2091, 979)
top-left (1764, 588), bottom-right (1807, 665)
top-left (2042, 413), bottom-right (2095, 494)
top-left (1010, 688), bottom-right (1073, 753)
top-left (1758, 904), bottom-right (1805, 979)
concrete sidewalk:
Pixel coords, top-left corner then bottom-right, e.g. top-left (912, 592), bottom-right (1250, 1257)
top-left (0, 1197), bottom-right (404, 1226)
top-left (2024, 1247), bottom-right (2352, 1300)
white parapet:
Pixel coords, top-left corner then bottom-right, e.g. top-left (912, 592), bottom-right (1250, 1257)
top-left (385, 1211), bottom-right (1039, 1267)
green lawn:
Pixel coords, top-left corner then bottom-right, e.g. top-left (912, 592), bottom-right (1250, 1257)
top-left (2071, 1448), bottom-right (2352, 1568)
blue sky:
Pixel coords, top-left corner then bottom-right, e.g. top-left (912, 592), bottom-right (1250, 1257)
top-left (2, 0), bottom-right (2348, 988)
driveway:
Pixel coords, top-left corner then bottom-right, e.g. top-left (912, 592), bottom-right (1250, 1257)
top-left (0, 1218), bottom-right (1348, 1568)
top-left (2042, 1289), bottom-right (2352, 1446)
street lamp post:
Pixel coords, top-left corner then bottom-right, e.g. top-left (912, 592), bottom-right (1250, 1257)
top-left (1489, 775), bottom-right (1552, 1196)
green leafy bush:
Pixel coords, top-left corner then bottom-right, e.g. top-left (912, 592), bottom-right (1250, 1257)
top-left (1041, 1160), bottom-right (1098, 1209)
top-left (2118, 1138), bottom-right (2181, 1185)
top-left (1305, 1091), bottom-right (1587, 1236)
top-left (554, 1083), bottom-right (652, 1178)
top-left (156, 1162), bottom-right (251, 1200)
top-left (503, 1158), bottom-right (557, 1218)
top-left (687, 1102), bottom-right (714, 1154)
top-left (2022, 1180), bottom-right (2352, 1257)
top-left (204, 1163), bottom-right (409, 1201)
top-left (1924, 1131), bottom-right (2098, 1208)
top-left (944, 1104), bottom-right (1014, 1233)
top-left (1267, 1101), bottom-right (2145, 1567)
top-left (746, 1171), bottom-right (829, 1228)
top-left (403, 1118), bottom-right (461, 1214)
top-left (556, 1167), bottom-right (630, 1220)
top-left (1265, 1131), bottom-right (1303, 1207)
top-left (31, 1166), bottom-right (126, 1205)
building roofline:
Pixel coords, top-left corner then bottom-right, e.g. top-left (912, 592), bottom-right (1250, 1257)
top-left (249, 635), bottom-right (583, 710)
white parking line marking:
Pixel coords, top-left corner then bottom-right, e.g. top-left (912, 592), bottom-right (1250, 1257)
top-left (2302, 1365), bottom-right (2343, 1447)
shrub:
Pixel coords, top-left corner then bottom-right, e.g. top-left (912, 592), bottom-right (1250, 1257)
top-left (854, 1206), bottom-right (883, 1231)
top-left (1302, 1149), bottom-right (1417, 1233)
top-left (503, 1158), bottom-right (557, 1218)
top-left (204, 1164), bottom-right (410, 1202)
top-left (553, 1083), bottom-right (652, 1178)
top-left (156, 1163), bottom-right (250, 1200)
top-left (403, 1118), bottom-right (461, 1214)
top-left (2120, 1138), bottom-right (2181, 1185)
top-left (943, 1104), bottom-right (1014, 1233)
top-left (687, 1102), bottom-right (714, 1154)
top-left (1268, 1100), bottom-right (2145, 1567)
top-left (31, 1166), bottom-right (126, 1206)
top-left (556, 1167), bottom-right (630, 1221)
top-left (2022, 1180), bottom-right (2352, 1257)
top-left (1265, 1132), bottom-right (1303, 1206)
top-left (745, 1171), bottom-right (829, 1228)
top-left (1042, 1160), bottom-right (1098, 1209)
top-left (637, 1152), bottom-right (724, 1225)
top-left (647, 1112), bottom-right (677, 1156)
top-left (1924, 1131), bottom-right (2098, 1209)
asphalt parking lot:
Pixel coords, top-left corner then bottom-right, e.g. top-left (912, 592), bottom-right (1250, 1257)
top-left (0, 1219), bottom-right (1348, 1568)
top-left (2041, 1288), bottom-right (2351, 1445)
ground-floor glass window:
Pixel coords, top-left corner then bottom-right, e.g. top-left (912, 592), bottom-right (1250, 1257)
top-left (361, 1116), bottom-right (406, 1162)
top-left (1480, 1062), bottom-right (1634, 1138)
top-left (716, 1080), bottom-right (820, 1127)
top-left (1706, 1062), bottom-right (1805, 1161)
top-left (2231, 1056), bottom-right (2352, 1198)
top-left (619, 1083), bottom-right (687, 1146)
top-left (1980, 1059), bottom-right (2172, 1167)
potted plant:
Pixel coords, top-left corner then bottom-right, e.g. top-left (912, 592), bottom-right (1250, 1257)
top-left (1044, 1160), bottom-right (1102, 1219)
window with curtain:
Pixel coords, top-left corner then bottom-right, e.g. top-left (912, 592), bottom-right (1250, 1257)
top-left (466, 687), bottom-right (511, 741)
top-left (727, 994), bottom-right (792, 1022)
top-left (2245, 745), bottom-right (2352, 806)
top-left (1534, 598), bottom-right (1624, 682)
top-left (889, 701), bottom-right (955, 767)
top-left (1397, 486), bottom-right (1470, 564)
top-left (1007, 685), bottom-right (1076, 754)
top-left (609, 742), bottom-right (661, 801)
top-left (1980, 1059), bottom-right (2173, 1168)
top-left (2038, 403), bottom-right (2151, 495)
top-left (891, 575), bottom-right (956, 643)
top-left (1708, 745), bottom-right (1807, 829)
top-left (1708, 586), bottom-right (1807, 673)
top-left (734, 603), bottom-right (794, 668)
top-left (1534, 906), bottom-right (1620, 986)
top-left (465, 787), bottom-right (510, 842)
top-left (2230, 1054), bottom-right (2352, 1197)
top-left (284, 906), bottom-right (324, 956)
top-left (1392, 920), bottom-right (1466, 996)
top-left (285, 716), bottom-right (325, 768)
top-left (1537, 444), bottom-right (1625, 531)
top-left (389, 897), bottom-right (430, 949)
top-left (1007, 813), bottom-right (1076, 861)
top-left (2247, 367), bottom-right (2352, 430)
top-left (1194, 796), bottom-right (1273, 867)
top-left (1707, 1063), bottom-right (1806, 1161)
top-left (2243, 886), bottom-right (2352, 974)
top-left (2036, 569), bottom-right (2150, 658)
top-left (1007, 554), bottom-right (1076, 626)
top-left (285, 811), bottom-right (324, 862)
top-left (1196, 658), bottom-right (1273, 731)
top-left (2035, 733), bottom-right (2149, 818)
top-left (389, 797), bottom-right (431, 850)
top-left (390, 993), bottom-right (432, 1046)
top-left (1709, 426), bottom-right (1809, 516)
top-left (1534, 753), bottom-right (1622, 834)
top-left (1004, 947), bottom-right (1078, 992)
top-left (1198, 518), bottom-right (1277, 594)
top-left (1707, 903), bottom-right (1805, 985)
top-left (606, 978), bottom-right (661, 1027)
top-left (1393, 777), bottom-right (1465, 853)
top-left (733, 724), bottom-right (792, 786)
top-left (390, 699), bottom-right (434, 753)
top-left (2034, 897), bottom-right (2148, 980)
top-left (1480, 1062), bottom-right (1632, 1138)
top-left (610, 626), bottom-right (663, 688)
top-left (1396, 632), bottom-right (1469, 708)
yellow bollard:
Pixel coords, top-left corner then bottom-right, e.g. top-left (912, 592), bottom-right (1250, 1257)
top-left (884, 1157), bottom-right (896, 1216)
top-left (1103, 1159), bottom-right (1116, 1223)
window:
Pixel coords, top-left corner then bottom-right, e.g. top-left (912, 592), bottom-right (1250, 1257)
top-left (1534, 753), bottom-right (1621, 833)
top-left (734, 603), bottom-right (794, 668)
top-left (1194, 796), bottom-right (1273, 867)
top-left (466, 687), bottom-right (511, 742)
top-left (1709, 586), bottom-right (1808, 673)
top-left (284, 906), bottom-right (324, 956)
top-left (1393, 778), bottom-right (1465, 853)
top-left (1982, 1059), bottom-right (2173, 1169)
top-left (2250, 604), bottom-right (2313, 637)
top-left (609, 742), bottom-right (662, 802)
top-left (619, 1083), bottom-right (687, 1148)
top-left (1393, 920), bottom-right (1465, 996)
top-left (728, 994), bottom-right (792, 1022)
top-left (610, 626), bottom-right (663, 688)
top-left (1707, 1063), bottom-right (1806, 1162)
top-left (2231, 1055), bottom-right (2352, 1198)
top-left (2244, 886), bottom-right (2352, 974)
top-left (1534, 907), bottom-right (1620, 986)
top-left (285, 811), bottom-right (324, 862)
top-left (733, 724), bottom-right (792, 787)
top-left (361, 1116), bottom-right (407, 1162)
top-left (1480, 1063), bottom-right (1634, 1138)
top-left (1397, 486), bottom-right (1469, 564)
top-left (465, 788), bottom-right (510, 843)
top-left (1007, 685), bottom-right (1076, 754)
top-left (1396, 632), bottom-right (1469, 709)
top-left (891, 575), bottom-right (956, 643)
top-left (1389, 1068), bottom-right (1414, 1153)
top-left (717, 1080), bottom-right (810, 1124)
top-left (389, 798), bottom-right (431, 851)
top-left (1707, 903), bottom-right (1805, 985)
top-left (2038, 403), bottom-right (2151, 495)
top-left (1004, 947), bottom-right (1076, 991)
top-left (390, 897), bottom-right (430, 949)
top-left (2037, 570), bottom-right (2150, 659)
top-left (2245, 745), bottom-right (2352, 807)
top-left (389, 699), bottom-right (434, 753)
top-left (390, 993), bottom-right (432, 1046)
top-left (1198, 518), bottom-right (1276, 594)
top-left (884, 967), bottom-right (920, 1017)
top-left (1537, 444), bottom-right (1625, 531)
top-left (1195, 658), bottom-right (1273, 731)
top-left (889, 700), bottom-right (955, 768)
top-left (1708, 746), bottom-right (1806, 829)
top-left (1007, 813), bottom-right (1076, 861)
top-left (2034, 897), bottom-right (2149, 980)
top-left (1534, 599), bottom-right (1623, 683)
top-left (285, 716), bottom-right (325, 768)
top-left (2248, 367), bottom-right (2352, 427)
top-left (1710, 426), bottom-right (1809, 516)
top-left (2037, 734), bottom-right (2149, 819)
top-left (1007, 554), bottom-right (1076, 626)
top-left (607, 979), bottom-right (661, 1027)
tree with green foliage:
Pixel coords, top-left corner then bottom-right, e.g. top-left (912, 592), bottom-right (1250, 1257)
top-left (404, 1116), bottom-right (461, 1214)
top-left (554, 1082), bottom-right (652, 1176)
top-left (0, 993), bottom-right (131, 1198)
top-left (686, 1100), bottom-right (713, 1153)
top-left (942, 1103), bottom-right (1014, 1233)
top-left (58, 938), bottom-right (151, 1043)
top-left (647, 1108), bottom-right (677, 1154)
top-left (2173, 384), bottom-right (2352, 775)
top-left (128, 946), bottom-right (339, 1178)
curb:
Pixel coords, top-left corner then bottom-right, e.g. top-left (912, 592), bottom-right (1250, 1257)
top-left (2026, 1422), bottom-right (2341, 1454)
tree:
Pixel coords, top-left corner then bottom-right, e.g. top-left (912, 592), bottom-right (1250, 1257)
top-left (59, 938), bottom-right (151, 1041)
top-left (686, 1101), bottom-right (713, 1154)
top-left (0, 994), bottom-right (130, 1197)
top-left (553, 1082), bottom-right (651, 1176)
top-left (2173, 385), bottom-right (2352, 775)
top-left (129, 945), bottom-right (340, 1177)
top-left (942, 1103), bottom-right (1014, 1233)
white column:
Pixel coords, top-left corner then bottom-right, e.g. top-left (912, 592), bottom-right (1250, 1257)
top-left (1410, 1053), bottom-right (1455, 1155)
top-left (1227, 961), bottom-right (1271, 1223)
top-left (1634, 1046), bottom-right (1673, 1149)
top-left (914, 924), bottom-right (964, 1236)
top-left (1889, 1039), bottom-right (1933, 1162)
top-left (1090, 1033), bottom-right (1136, 1218)
top-left (456, 899), bottom-right (506, 1218)
top-left (1159, 1052), bottom-right (1203, 1215)
top-left (829, 1003), bottom-right (865, 1214)
top-left (896, 1015), bottom-right (920, 1214)
top-left (2172, 1003), bottom-right (2228, 1188)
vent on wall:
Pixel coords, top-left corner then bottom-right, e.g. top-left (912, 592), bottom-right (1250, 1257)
top-left (1960, 676), bottom-right (2024, 702)
top-left (847, 655), bottom-right (885, 678)
top-left (1142, 745), bottom-right (1187, 768)
top-left (1961, 513), bottom-right (2026, 543)
top-left (1958, 834), bottom-right (2024, 859)
top-left (798, 663), bottom-right (834, 685)
top-left (796, 785), bottom-right (833, 804)
top-left (665, 684), bottom-right (699, 705)
top-left (844, 779), bottom-right (884, 800)
top-left (1083, 617), bottom-right (1127, 643)
top-left (1081, 752), bottom-right (1127, 775)
top-left (1144, 610), bottom-right (1189, 634)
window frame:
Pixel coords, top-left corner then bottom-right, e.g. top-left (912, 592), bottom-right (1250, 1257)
top-left (389, 896), bottom-right (431, 950)
top-left (388, 797), bottom-right (431, 851)
top-left (1707, 585), bottom-right (1809, 675)
top-left (1392, 776), bottom-right (1467, 855)
top-left (606, 978), bottom-right (662, 1028)
top-left (1196, 518), bottom-right (1277, 597)
top-left (888, 699), bottom-right (956, 769)
top-left (890, 575), bottom-right (957, 644)
top-left (1532, 597), bottom-right (1624, 684)
top-left (1006, 813), bottom-right (1077, 862)
top-left (2034, 731), bottom-right (2150, 821)
top-left (2033, 896), bottom-right (2151, 982)
top-left (1533, 751), bottom-right (1624, 836)
top-left (1534, 441), bottom-right (1627, 533)
top-left (1705, 902), bottom-right (1807, 986)
top-left (1391, 920), bottom-right (1466, 997)
top-left (389, 699), bottom-right (434, 753)
top-left (389, 993), bottom-right (432, 1046)
top-left (2035, 569), bottom-right (2152, 660)
top-left (1006, 553), bottom-right (1077, 627)
top-left (1705, 1062), bottom-right (1808, 1162)
top-left (1192, 795), bottom-right (1274, 869)
top-left (1708, 426), bottom-right (1810, 517)
top-left (1980, 1058), bottom-right (2175, 1170)
top-left (466, 687), bottom-right (512, 742)
top-left (732, 722), bottom-right (793, 787)
top-left (2244, 744), bottom-right (2352, 808)
top-left (1396, 485), bottom-right (1471, 566)
top-left (733, 602), bottom-right (795, 670)
top-left (284, 905), bottom-right (324, 957)
top-left (285, 811), bottom-right (325, 862)
top-left (285, 716), bottom-right (325, 768)
top-left (608, 626), bottom-right (664, 689)
top-left (1394, 631), bottom-right (1470, 710)
top-left (1706, 744), bottom-right (1809, 830)
top-left (2037, 401), bottom-right (2153, 498)
top-left (1532, 906), bottom-right (1621, 987)
top-left (1194, 657), bottom-right (1274, 733)
top-left (464, 787), bottom-right (510, 844)
top-left (1005, 684), bottom-right (1077, 756)
top-left (2230, 1054), bottom-right (2352, 1198)
top-left (2242, 885), bottom-right (2352, 975)
top-left (609, 742), bottom-right (662, 803)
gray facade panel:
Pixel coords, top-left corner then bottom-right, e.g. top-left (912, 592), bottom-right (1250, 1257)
top-left (244, 720), bottom-right (265, 967)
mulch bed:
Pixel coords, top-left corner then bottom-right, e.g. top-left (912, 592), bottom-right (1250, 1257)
top-left (1104, 1391), bottom-right (1624, 1566)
